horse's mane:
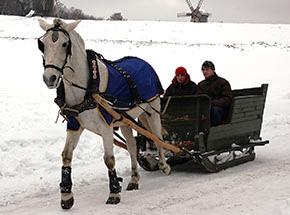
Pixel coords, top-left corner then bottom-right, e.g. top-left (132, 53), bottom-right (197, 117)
top-left (70, 31), bottom-right (86, 51)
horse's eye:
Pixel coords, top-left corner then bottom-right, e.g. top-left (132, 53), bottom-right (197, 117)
top-left (62, 42), bottom-right (67, 48)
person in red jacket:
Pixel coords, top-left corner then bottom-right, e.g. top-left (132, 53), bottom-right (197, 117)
top-left (164, 66), bottom-right (197, 97)
top-left (197, 61), bottom-right (233, 126)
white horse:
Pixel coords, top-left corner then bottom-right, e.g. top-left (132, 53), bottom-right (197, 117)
top-left (38, 18), bottom-right (170, 209)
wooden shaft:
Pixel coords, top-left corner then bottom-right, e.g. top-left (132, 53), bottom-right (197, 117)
top-left (93, 94), bottom-right (181, 154)
top-left (113, 138), bottom-right (127, 150)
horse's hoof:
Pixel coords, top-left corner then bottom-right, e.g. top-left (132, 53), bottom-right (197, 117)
top-left (126, 182), bottom-right (139, 191)
top-left (106, 196), bottom-right (120, 204)
top-left (161, 164), bottom-right (171, 176)
top-left (138, 156), bottom-right (159, 171)
top-left (106, 193), bottom-right (121, 205)
top-left (61, 196), bottom-right (74, 210)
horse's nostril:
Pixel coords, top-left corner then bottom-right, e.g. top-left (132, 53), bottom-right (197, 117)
top-left (43, 75), bottom-right (57, 86)
top-left (43, 75), bottom-right (48, 84)
top-left (50, 75), bottom-right (57, 83)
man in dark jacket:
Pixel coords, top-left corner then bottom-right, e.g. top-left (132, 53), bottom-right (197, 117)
top-left (164, 66), bottom-right (197, 97)
top-left (197, 61), bottom-right (233, 126)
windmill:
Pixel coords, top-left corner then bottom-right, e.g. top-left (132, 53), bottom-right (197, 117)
top-left (177, 0), bottom-right (210, 23)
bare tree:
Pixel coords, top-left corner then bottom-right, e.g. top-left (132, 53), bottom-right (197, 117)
top-left (1, 0), bottom-right (31, 15)
top-left (1, 0), bottom-right (102, 20)
top-left (109, 12), bottom-right (126, 21)
top-left (55, 2), bottom-right (102, 20)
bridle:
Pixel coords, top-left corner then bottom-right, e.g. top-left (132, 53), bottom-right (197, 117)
top-left (38, 23), bottom-right (74, 74)
top-left (38, 23), bottom-right (90, 91)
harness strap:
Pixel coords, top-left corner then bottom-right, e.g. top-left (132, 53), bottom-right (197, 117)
top-left (86, 49), bottom-right (100, 95)
top-left (62, 75), bottom-right (88, 91)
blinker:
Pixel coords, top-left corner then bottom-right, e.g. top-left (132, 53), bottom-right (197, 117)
top-left (38, 37), bottom-right (44, 53)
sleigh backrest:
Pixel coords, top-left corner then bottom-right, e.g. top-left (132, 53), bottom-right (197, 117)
top-left (206, 84), bottom-right (268, 151)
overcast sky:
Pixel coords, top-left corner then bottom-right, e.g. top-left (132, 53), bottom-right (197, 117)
top-left (60, 0), bottom-right (290, 24)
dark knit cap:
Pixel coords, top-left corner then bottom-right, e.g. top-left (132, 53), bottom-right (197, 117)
top-left (201, 61), bottom-right (215, 71)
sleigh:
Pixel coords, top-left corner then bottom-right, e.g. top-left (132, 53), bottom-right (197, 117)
top-left (39, 18), bottom-right (269, 209)
top-left (135, 84), bottom-right (269, 172)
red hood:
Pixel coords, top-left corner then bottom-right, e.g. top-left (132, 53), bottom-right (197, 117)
top-left (172, 73), bottom-right (191, 86)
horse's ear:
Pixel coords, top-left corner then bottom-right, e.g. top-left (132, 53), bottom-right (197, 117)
top-left (65, 20), bottom-right (81, 32)
top-left (38, 19), bottom-right (51, 31)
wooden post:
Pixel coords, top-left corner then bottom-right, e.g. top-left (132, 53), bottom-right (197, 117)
top-left (93, 94), bottom-right (181, 154)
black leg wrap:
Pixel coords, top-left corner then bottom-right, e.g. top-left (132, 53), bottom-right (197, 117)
top-left (60, 166), bottom-right (72, 193)
top-left (108, 170), bottom-right (122, 193)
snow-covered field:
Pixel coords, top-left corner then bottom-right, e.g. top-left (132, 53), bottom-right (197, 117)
top-left (1, 15), bottom-right (290, 215)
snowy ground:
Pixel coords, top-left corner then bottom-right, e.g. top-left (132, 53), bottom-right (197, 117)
top-left (0, 15), bottom-right (290, 215)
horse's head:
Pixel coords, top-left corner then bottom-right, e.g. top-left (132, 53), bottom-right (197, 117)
top-left (38, 19), bottom-right (81, 89)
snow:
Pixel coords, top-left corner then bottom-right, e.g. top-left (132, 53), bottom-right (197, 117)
top-left (1, 15), bottom-right (290, 214)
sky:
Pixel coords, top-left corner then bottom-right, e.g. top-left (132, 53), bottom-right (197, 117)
top-left (60, 0), bottom-right (290, 24)
top-left (1, 15), bottom-right (290, 214)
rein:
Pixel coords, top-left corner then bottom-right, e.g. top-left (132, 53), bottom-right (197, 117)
top-left (61, 75), bottom-right (90, 92)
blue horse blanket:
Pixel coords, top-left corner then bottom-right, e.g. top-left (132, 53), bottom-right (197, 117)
top-left (99, 57), bottom-right (164, 125)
